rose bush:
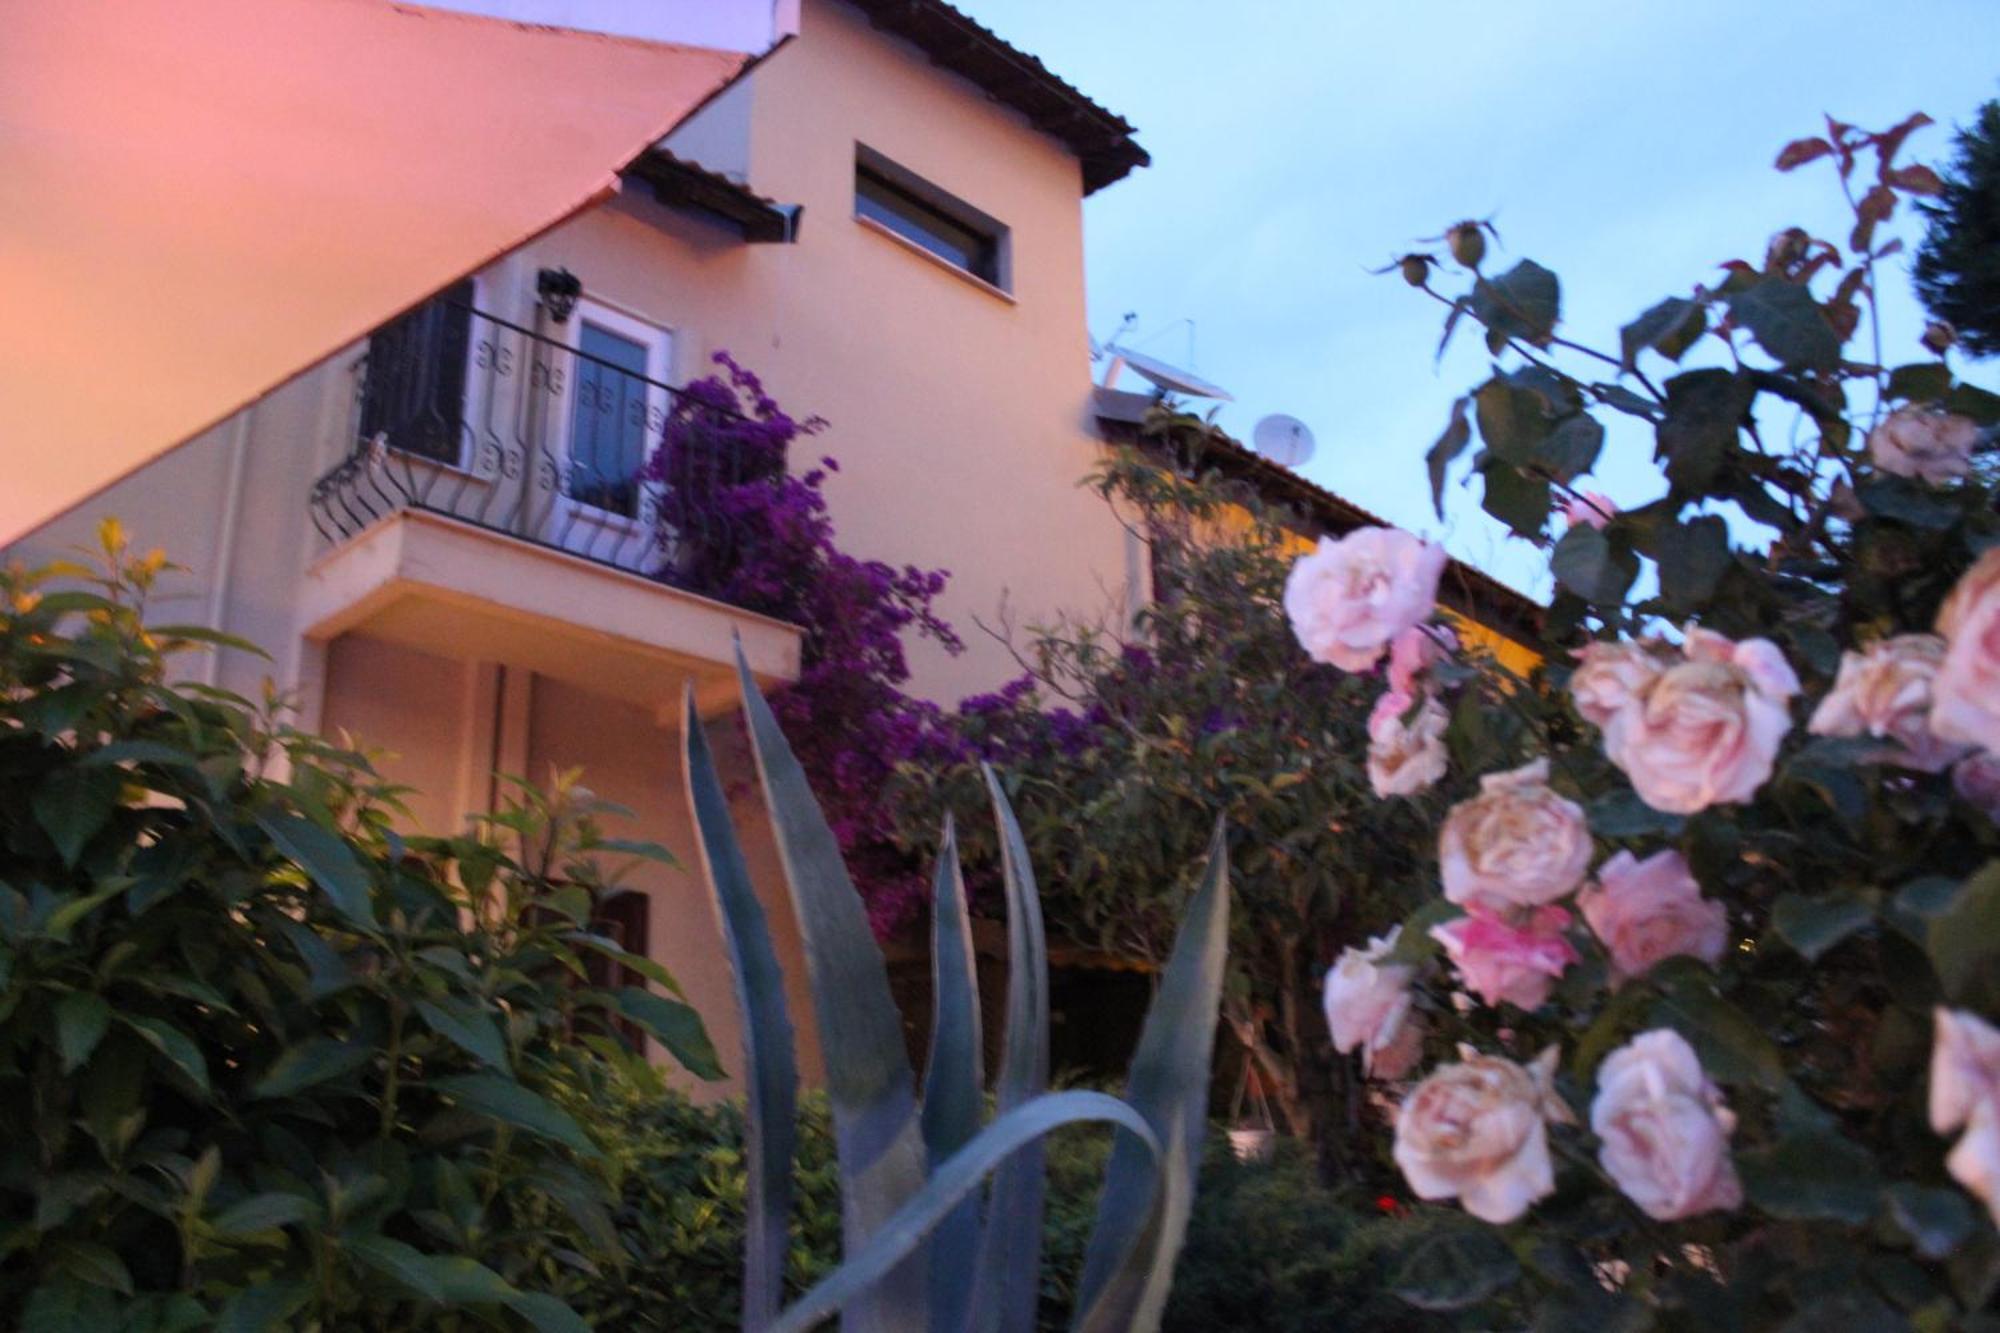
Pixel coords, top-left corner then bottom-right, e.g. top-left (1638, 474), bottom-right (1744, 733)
top-left (1290, 112), bottom-right (2000, 1325)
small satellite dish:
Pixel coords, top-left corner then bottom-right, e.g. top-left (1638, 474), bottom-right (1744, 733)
top-left (1252, 413), bottom-right (1316, 468)
top-left (1104, 345), bottom-right (1234, 401)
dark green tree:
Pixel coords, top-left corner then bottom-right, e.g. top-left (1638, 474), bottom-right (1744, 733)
top-left (1915, 98), bottom-right (2000, 356)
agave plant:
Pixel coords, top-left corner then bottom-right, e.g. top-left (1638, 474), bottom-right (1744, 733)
top-left (680, 652), bottom-right (1231, 1332)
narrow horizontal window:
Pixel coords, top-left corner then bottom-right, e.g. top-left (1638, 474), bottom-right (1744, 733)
top-left (854, 149), bottom-right (1007, 289)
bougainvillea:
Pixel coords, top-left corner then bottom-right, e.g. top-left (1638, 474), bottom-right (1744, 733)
top-left (646, 353), bottom-right (960, 936)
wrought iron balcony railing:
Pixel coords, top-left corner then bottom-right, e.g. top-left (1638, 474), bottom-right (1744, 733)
top-left (309, 295), bottom-right (763, 581)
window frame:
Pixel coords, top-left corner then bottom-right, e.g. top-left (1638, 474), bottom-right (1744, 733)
top-left (551, 296), bottom-right (675, 531)
top-left (853, 145), bottom-right (1010, 292)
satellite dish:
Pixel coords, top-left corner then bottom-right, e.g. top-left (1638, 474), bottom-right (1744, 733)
top-left (1252, 413), bottom-right (1316, 468)
top-left (1104, 345), bottom-right (1234, 401)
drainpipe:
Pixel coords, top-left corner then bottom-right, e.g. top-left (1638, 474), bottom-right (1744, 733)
top-left (200, 410), bottom-right (254, 687)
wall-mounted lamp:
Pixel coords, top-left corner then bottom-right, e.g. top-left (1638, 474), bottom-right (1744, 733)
top-left (536, 267), bottom-right (581, 323)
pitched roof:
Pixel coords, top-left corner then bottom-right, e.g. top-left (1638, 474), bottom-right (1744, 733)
top-left (1093, 387), bottom-right (1545, 650)
top-left (843, 0), bottom-right (1147, 193)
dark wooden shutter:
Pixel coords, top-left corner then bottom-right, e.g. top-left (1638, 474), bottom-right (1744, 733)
top-left (588, 889), bottom-right (652, 1052)
top-left (358, 278), bottom-right (474, 464)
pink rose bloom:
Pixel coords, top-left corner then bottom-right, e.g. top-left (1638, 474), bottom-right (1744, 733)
top-left (1570, 638), bottom-right (1668, 730)
top-left (1394, 1046), bottom-right (1570, 1224)
top-left (1931, 1008), bottom-right (2000, 1227)
top-left (1592, 1029), bottom-right (1742, 1221)
top-left (1953, 751), bottom-right (2000, 821)
top-left (1439, 758), bottom-right (1592, 909)
top-left (1869, 405), bottom-right (1980, 485)
top-left (1577, 849), bottom-right (1728, 983)
top-left (1431, 902), bottom-right (1579, 1012)
top-left (1284, 527), bottom-right (1449, 672)
top-left (1367, 689), bottom-right (1450, 798)
top-left (1809, 633), bottom-right (1969, 773)
top-left (1601, 627), bottom-right (1799, 814)
top-left (1932, 549), bottom-right (2000, 754)
top-left (1388, 623), bottom-right (1458, 695)
top-left (1324, 927), bottom-right (1417, 1077)
top-left (1563, 491), bottom-right (1616, 530)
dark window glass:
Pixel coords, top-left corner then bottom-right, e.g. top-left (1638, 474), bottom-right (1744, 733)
top-left (568, 321), bottom-right (652, 516)
top-left (358, 279), bottom-right (473, 465)
top-left (856, 165), bottom-right (1001, 285)
top-left (587, 890), bottom-right (651, 1052)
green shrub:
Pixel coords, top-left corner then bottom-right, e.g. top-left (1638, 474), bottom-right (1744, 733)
top-left (0, 532), bottom-right (719, 1330)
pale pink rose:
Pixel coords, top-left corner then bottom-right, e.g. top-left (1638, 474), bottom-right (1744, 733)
top-left (1869, 405), bottom-right (1980, 485)
top-left (1439, 759), bottom-right (1592, 909)
top-left (1932, 1008), bottom-right (2000, 1227)
top-left (1591, 1029), bottom-right (1742, 1221)
top-left (1367, 690), bottom-right (1450, 798)
top-left (1570, 638), bottom-right (1668, 730)
top-left (1931, 549), bottom-right (2000, 754)
top-left (1284, 527), bottom-right (1450, 672)
top-left (1394, 1046), bottom-right (1570, 1223)
top-left (1369, 1012), bottom-right (1427, 1082)
top-left (1950, 1103), bottom-right (2000, 1229)
top-left (1577, 849), bottom-right (1728, 983)
top-left (1388, 623), bottom-right (1458, 694)
top-left (1930, 1007), bottom-right (2000, 1136)
top-left (1324, 927), bottom-right (1417, 1076)
top-left (1809, 633), bottom-right (1970, 772)
top-left (1602, 627), bottom-right (1799, 814)
top-left (1431, 903), bottom-right (1579, 1011)
top-left (1563, 491), bottom-right (1616, 529)
top-left (1953, 751), bottom-right (2000, 821)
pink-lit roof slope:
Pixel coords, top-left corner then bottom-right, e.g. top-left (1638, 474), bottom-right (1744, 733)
top-left (0, 0), bottom-right (749, 544)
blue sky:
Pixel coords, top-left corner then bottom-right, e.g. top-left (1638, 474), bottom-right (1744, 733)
top-left (959, 1), bottom-right (2000, 594)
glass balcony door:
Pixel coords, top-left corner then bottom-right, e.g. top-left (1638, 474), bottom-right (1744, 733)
top-left (547, 299), bottom-right (672, 562)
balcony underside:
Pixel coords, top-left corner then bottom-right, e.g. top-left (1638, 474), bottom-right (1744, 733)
top-left (301, 509), bottom-right (801, 719)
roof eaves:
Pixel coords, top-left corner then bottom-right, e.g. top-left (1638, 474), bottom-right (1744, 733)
top-left (842, 0), bottom-right (1147, 193)
top-left (624, 147), bottom-right (798, 243)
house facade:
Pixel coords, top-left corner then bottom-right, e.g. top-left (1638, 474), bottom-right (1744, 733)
top-left (11, 0), bottom-right (1535, 1094)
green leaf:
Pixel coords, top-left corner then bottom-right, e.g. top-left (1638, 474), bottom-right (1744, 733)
top-left (211, 1191), bottom-right (318, 1236)
top-left (1620, 296), bottom-right (1707, 370)
top-left (214, 1281), bottom-right (311, 1333)
top-left (252, 1037), bottom-right (372, 1099)
top-left (1729, 277), bottom-right (1841, 369)
top-left (1886, 361), bottom-right (1952, 403)
top-left (121, 1016), bottom-right (211, 1097)
top-left (413, 996), bottom-right (512, 1073)
top-left (256, 812), bottom-right (377, 931)
top-left (920, 821), bottom-right (983, 1333)
top-left (565, 931), bottom-right (686, 998)
top-left (611, 987), bottom-right (723, 1081)
top-left (1074, 822), bottom-right (1230, 1332)
top-left (1739, 1130), bottom-right (1881, 1222)
top-left (1427, 396), bottom-right (1472, 520)
top-left (1471, 259), bottom-right (1561, 344)
top-left (33, 768), bottom-right (123, 869)
top-left (80, 739), bottom-right (203, 771)
top-left (1550, 523), bottom-right (1637, 606)
top-left (1654, 514), bottom-right (1732, 612)
top-left (1537, 413), bottom-right (1604, 483)
top-left (768, 1091), bottom-right (1162, 1333)
top-left (49, 1239), bottom-right (133, 1294)
top-left (734, 646), bottom-right (929, 1328)
top-left (1927, 863), bottom-right (2000, 1008)
top-left (1647, 971), bottom-right (1785, 1092)
top-left (1771, 890), bottom-right (1874, 962)
top-left (1385, 898), bottom-right (1462, 965)
top-left (1857, 476), bottom-right (1961, 529)
top-left (54, 992), bottom-right (111, 1074)
top-left (1656, 369), bottom-right (1753, 493)
top-left (1944, 380), bottom-right (2000, 424)
top-left (680, 687), bottom-right (797, 1333)
top-left (1480, 460), bottom-right (1553, 538)
top-left (1887, 1182), bottom-right (1976, 1260)
top-left (502, 1292), bottom-right (593, 1333)
top-left (345, 1234), bottom-right (449, 1303)
top-left (20, 1280), bottom-right (118, 1333)
top-left (1475, 375), bottom-right (1556, 465)
top-left (433, 1073), bottom-right (598, 1157)
top-left (44, 881), bottom-right (130, 943)
top-left (1587, 789), bottom-right (1684, 838)
top-left (1391, 1225), bottom-right (1520, 1311)
top-left (970, 765), bottom-right (1054, 1333)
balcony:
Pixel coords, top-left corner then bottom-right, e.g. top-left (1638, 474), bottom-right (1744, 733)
top-left (302, 295), bottom-right (802, 715)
